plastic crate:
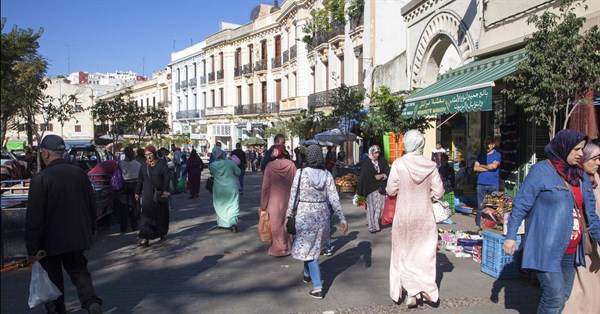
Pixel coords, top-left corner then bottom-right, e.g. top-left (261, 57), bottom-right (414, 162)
top-left (443, 192), bottom-right (455, 214)
top-left (481, 230), bottom-right (522, 279)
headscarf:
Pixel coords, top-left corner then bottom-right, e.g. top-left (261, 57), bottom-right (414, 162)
top-left (306, 145), bottom-right (325, 168)
top-left (403, 130), bottom-right (425, 155)
top-left (271, 145), bottom-right (284, 160)
top-left (583, 142), bottom-right (600, 188)
top-left (144, 145), bottom-right (157, 166)
top-left (544, 129), bottom-right (588, 186)
top-left (368, 145), bottom-right (381, 162)
top-left (213, 147), bottom-right (227, 161)
top-left (190, 149), bottom-right (199, 158)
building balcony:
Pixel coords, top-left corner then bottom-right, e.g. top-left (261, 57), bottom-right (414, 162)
top-left (234, 66), bottom-right (242, 77)
top-left (175, 82), bottom-right (180, 90)
top-left (181, 80), bottom-right (188, 89)
top-left (349, 13), bottom-right (364, 30)
top-left (175, 109), bottom-right (205, 120)
top-left (271, 56), bottom-right (282, 69)
top-left (206, 106), bottom-right (230, 116)
top-left (234, 102), bottom-right (279, 115)
top-left (308, 90), bottom-right (333, 108)
top-left (208, 72), bottom-right (215, 82)
top-left (216, 70), bottom-right (224, 80)
top-left (254, 59), bottom-right (267, 72)
top-left (243, 63), bottom-right (253, 76)
top-left (290, 45), bottom-right (297, 60)
top-left (199, 76), bottom-right (206, 85)
top-left (189, 78), bottom-right (197, 87)
top-left (282, 50), bottom-right (289, 63)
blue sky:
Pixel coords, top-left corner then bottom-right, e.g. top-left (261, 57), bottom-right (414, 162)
top-left (1, 0), bottom-right (268, 77)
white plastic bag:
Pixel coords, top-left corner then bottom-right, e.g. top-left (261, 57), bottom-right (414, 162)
top-left (28, 261), bottom-right (62, 308)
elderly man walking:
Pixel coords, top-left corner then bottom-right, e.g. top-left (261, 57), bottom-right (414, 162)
top-left (25, 135), bottom-right (103, 314)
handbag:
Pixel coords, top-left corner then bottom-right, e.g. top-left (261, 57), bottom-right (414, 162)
top-left (377, 185), bottom-right (387, 195)
top-left (110, 166), bottom-right (123, 190)
top-left (381, 195), bottom-right (397, 226)
top-left (286, 168), bottom-right (303, 235)
top-left (257, 209), bottom-right (272, 242)
top-left (206, 176), bottom-right (214, 193)
top-left (432, 199), bottom-right (452, 223)
top-left (153, 189), bottom-right (169, 204)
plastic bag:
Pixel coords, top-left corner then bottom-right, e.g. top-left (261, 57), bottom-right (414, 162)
top-left (257, 209), bottom-right (272, 242)
top-left (381, 195), bottom-right (397, 226)
top-left (176, 177), bottom-right (186, 193)
top-left (28, 262), bottom-right (62, 308)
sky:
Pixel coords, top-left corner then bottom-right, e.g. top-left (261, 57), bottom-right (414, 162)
top-left (1, 0), bottom-right (270, 78)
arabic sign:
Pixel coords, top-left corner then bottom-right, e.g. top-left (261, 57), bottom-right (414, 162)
top-left (403, 87), bottom-right (492, 117)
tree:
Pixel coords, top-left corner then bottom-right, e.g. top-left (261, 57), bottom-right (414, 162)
top-left (124, 102), bottom-right (169, 148)
top-left (90, 92), bottom-right (132, 154)
top-left (286, 106), bottom-right (326, 141)
top-left (362, 86), bottom-right (433, 157)
top-left (503, 0), bottom-right (600, 138)
top-left (329, 83), bottom-right (366, 134)
top-left (0, 18), bottom-right (47, 146)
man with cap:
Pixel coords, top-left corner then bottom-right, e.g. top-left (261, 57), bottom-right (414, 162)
top-left (25, 135), bottom-right (103, 314)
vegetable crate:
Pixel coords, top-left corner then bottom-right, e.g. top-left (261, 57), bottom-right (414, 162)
top-left (481, 230), bottom-right (522, 279)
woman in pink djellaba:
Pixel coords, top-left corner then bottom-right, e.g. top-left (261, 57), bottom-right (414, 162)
top-left (386, 130), bottom-right (444, 308)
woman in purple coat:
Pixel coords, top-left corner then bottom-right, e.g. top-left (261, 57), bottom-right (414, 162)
top-left (183, 149), bottom-right (205, 199)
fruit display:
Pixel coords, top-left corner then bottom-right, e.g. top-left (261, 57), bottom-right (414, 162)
top-left (335, 173), bottom-right (358, 187)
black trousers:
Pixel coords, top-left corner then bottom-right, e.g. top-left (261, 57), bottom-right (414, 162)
top-left (39, 250), bottom-right (102, 314)
top-left (119, 180), bottom-right (139, 232)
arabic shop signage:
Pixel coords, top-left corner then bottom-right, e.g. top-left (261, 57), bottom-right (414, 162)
top-left (403, 87), bottom-right (492, 117)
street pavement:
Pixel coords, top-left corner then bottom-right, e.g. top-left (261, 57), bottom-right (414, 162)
top-left (1, 170), bottom-right (540, 313)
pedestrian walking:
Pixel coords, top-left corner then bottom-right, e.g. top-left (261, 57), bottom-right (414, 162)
top-left (209, 147), bottom-right (241, 232)
top-left (564, 142), bottom-right (600, 313)
top-left (287, 144), bottom-right (348, 299)
top-left (260, 145), bottom-right (296, 257)
top-left (135, 145), bottom-right (172, 247)
top-left (25, 135), bottom-right (103, 314)
top-left (474, 137), bottom-right (502, 230)
top-left (386, 130), bottom-right (444, 308)
top-left (356, 145), bottom-right (390, 234)
top-left (503, 129), bottom-right (600, 313)
top-left (118, 146), bottom-right (141, 233)
top-left (231, 142), bottom-right (247, 194)
top-left (182, 149), bottom-right (204, 199)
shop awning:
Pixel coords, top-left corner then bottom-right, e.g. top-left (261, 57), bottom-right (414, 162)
top-left (403, 49), bottom-right (526, 117)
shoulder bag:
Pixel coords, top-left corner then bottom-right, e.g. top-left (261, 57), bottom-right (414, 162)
top-left (205, 176), bottom-right (214, 193)
top-left (432, 199), bottom-right (452, 223)
top-left (286, 168), bottom-right (303, 235)
top-left (146, 165), bottom-right (168, 204)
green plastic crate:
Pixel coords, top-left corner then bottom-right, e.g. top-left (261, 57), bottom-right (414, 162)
top-left (443, 192), bottom-right (455, 214)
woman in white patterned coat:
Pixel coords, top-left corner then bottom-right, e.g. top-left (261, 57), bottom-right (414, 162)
top-left (286, 145), bottom-right (348, 299)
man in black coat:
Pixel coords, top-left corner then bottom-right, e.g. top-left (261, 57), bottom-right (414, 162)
top-left (25, 135), bottom-right (102, 314)
top-left (231, 142), bottom-right (247, 194)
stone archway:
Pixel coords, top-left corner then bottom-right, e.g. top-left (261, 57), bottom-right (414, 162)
top-left (411, 11), bottom-right (474, 87)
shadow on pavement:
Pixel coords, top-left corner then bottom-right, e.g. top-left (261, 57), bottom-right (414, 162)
top-left (320, 241), bottom-right (372, 294)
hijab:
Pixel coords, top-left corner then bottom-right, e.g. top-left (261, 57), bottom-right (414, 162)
top-left (368, 145), bottom-right (381, 162)
top-left (544, 129), bottom-right (588, 187)
top-left (583, 142), bottom-right (600, 188)
top-left (403, 130), bottom-right (425, 155)
top-left (144, 145), bottom-right (157, 167)
top-left (306, 145), bottom-right (325, 168)
top-left (271, 145), bottom-right (284, 160)
top-left (213, 147), bottom-right (227, 161)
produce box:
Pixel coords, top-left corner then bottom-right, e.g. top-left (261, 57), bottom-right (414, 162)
top-left (481, 230), bottom-right (522, 279)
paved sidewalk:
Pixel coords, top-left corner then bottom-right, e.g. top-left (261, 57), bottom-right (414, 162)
top-left (1, 171), bottom-right (540, 313)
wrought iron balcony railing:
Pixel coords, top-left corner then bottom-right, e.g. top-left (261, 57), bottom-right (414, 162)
top-left (254, 59), bottom-right (267, 72)
top-left (208, 72), bottom-right (215, 81)
top-left (216, 70), bottom-right (224, 80)
top-left (271, 56), bottom-right (282, 69)
top-left (175, 109), bottom-right (204, 120)
top-left (234, 102), bottom-right (279, 115)
top-left (243, 63), bottom-right (253, 75)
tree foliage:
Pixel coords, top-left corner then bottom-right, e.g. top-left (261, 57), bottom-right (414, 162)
top-left (285, 106), bottom-right (326, 140)
top-left (0, 18), bottom-right (47, 147)
top-left (503, 0), bottom-right (600, 138)
top-left (329, 84), bottom-right (366, 134)
top-left (362, 86), bottom-right (433, 143)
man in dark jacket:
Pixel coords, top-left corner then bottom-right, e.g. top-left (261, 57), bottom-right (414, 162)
top-left (25, 135), bottom-right (102, 314)
top-left (231, 142), bottom-right (247, 194)
top-left (261, 134), bottom-right (286, 172)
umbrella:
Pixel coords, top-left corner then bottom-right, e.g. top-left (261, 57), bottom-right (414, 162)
top-left (314, 128), bottom-right (357, 144)
top-left (242, 136), bottom-right (267, 146)
top-left (99, 134), bottom-right (125, 141)
top-left (299, 139), bottom-right (334, 146)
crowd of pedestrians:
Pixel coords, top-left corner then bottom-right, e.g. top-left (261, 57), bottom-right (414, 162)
top-left (21, 128), bottom-right (600, 313)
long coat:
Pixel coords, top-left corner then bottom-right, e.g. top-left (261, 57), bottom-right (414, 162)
top-left (261, 159), bottom-right (296, 256)
top-left (209, 159), bottom-right (241, 228)
top-left (26, 159), bottom-right (97, 256)
top-left (184, 156), bottom-right (204, 196)
top-left (386, 154), bottom-right (444, 303)
top-left (136, 159), bottom-right (172, 239)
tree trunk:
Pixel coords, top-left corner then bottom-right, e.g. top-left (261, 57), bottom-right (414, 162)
top-left (0, 119), bottom-right (7, 148)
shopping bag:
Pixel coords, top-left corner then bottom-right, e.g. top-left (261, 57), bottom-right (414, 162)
top-left (257, 209), bottom-right (272, 242)
top-left (432, 199), bottom-right (452, 223)
top-left (381, 195), bottom-right (397, 226)
top-left (110, 167), bottom-right (123, 190)
top-left (205, 176), bottom-right (214, 193)
top-left (28, 262), bottom-right (62, 308)
top-left (176, 177), bottom-right (186, 193)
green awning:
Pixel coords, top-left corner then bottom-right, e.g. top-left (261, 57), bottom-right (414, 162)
top-left (6, 141), bottom-right (25, 151)
top-left (403, 49), bottom-right (526, 117)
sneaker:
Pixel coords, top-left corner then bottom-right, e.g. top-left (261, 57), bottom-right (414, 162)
top-left (88, 303), bottom-right (102, 314)
top-left (302, 273), bottom-right (312, 283)
top-left (309, 289), bottom-right (324, 299)
top-left (324, 249), bottom-right (333, 256)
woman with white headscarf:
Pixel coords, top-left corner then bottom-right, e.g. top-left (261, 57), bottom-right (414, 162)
top-left (357, 145), bottom-right (390, 233)
top-left (386, 130), bottom-right (444, 308)
top-left (564, 142), bottom-right (600, 313)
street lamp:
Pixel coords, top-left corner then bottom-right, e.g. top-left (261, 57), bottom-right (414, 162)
top-left (353, 46), bottom-right (372, 61)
